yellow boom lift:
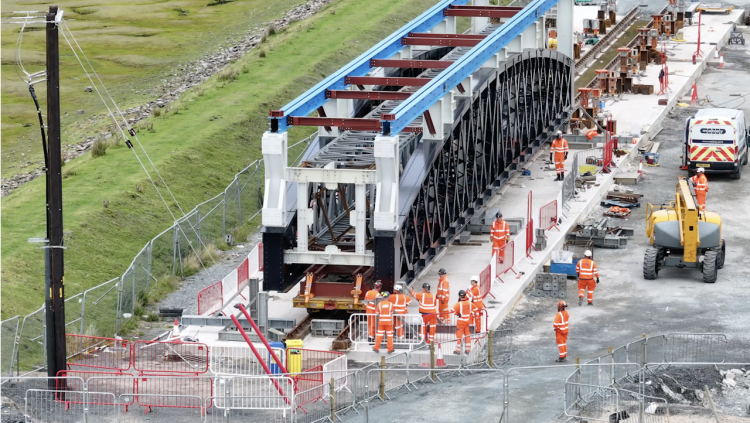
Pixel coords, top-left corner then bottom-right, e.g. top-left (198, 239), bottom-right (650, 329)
top-left (644, 178), bottom-right (725, 283)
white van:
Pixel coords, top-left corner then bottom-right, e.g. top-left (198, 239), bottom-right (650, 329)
top-left (683, 108), bottom-right (749, 179)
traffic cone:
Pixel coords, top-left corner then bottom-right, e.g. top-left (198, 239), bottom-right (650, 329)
top-left (436, 344), bottom-right (446, 367)
top-left (171, 318), bottom-right (180, 339)
top-left (719, 53), bottom-right (724, 68)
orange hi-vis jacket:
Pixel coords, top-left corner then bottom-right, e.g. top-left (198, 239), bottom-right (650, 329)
top-left (364, 289), bottom-right (379, 314)
top-left (491, 219), bottom-right (510, 244)
top-left (553, 310), bottom-right (569, 335)
top-left (551, 138), bottom-right (569, 156)
top-left (389, 293), bottom-right (411, 314)
top-left (376, 300), bottom-right (394, 320)
top-left (453, 300), bottom-right (474, 323)
top-left (437, 275), bottom-right (450, 303)
top-left (467, 285), bottom-right (485, 310)
top-left (414, 292), bottom-right (437, 314)
top-left (691, 174), bottom-right (708, 194)
top-left (576, 258), bottom-right (599, 280)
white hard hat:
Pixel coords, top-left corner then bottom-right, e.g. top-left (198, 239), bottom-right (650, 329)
top-left (557, 130), bottom-right (562, 135)
top-left (394, 285), bottom-right (403, 292)
top-left (697, 167), bottom-right (704, 173)
top-left (470, 275), bottom-right (479, 282)
top-left (584, 250), bottom-right (592, 257)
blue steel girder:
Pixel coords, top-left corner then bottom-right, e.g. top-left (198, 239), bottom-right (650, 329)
top-left (269, 0), bottom-right (470, 133)
top-left (381, 0), bottom-right (559, 135)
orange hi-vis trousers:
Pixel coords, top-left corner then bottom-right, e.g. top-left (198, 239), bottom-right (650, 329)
top-left (695, 192), bottom-right (706, 211)
top-left (492, 240), bottom-right (506, 262)
top-left (455, 321), bottom-right (471, 354)
top-left (367, 312), bottom-right (376, 338)
top-left (473, 309), bottom-right (484, 333)
top-left (556, 331), bottom-right (568, 358)
top-left (578, 278), bottom-right (596, 304)
top-left (373, 321), bottom-right (393, 352)
top-left (420, 314), bottom-right (437, 344)
top-left (554, 152), bottom-right (566, 175)
top-left (438, 301), bottom-right (450, 323)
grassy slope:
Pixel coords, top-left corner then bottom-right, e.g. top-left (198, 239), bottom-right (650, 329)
top-left (1, 0), bottom-right (441, 319)
top-left (1, 0), bottom-right (309, 179)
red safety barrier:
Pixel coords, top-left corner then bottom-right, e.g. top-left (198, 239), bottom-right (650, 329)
top-left (137, 374), bottom-right (212, 412)
top-left (602, 115), bottom-right (615, 173)
top-left (293, 365), bottom-right (325, 412)
top-left (237, 257), bottom-right (249, 294)
top-left (525, 219), bottom-right (536, 258)
top-left (479, 264), bottom-right (495, 300)
top-left (539, 199), bottom-right (559, 232)
top-left (65, 334), bottom-right (131, 371)
top-left (296, 349), bottom-right (345, 372)
top-left (197, 280), bottom-right (222, 316)
top-left (495, 241), bottom-right (517, 283)
top-left (132, 340), bottom-right (209, 374)
top-left (56, 370), bottom-right (136, 411)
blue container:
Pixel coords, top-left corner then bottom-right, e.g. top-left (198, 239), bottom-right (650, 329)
top-left (599, 100), bottom-right (605, 110)
top-left (269, 341), bottom-right (285, 374)
top-left (550, 260), bottom-right (579, 277)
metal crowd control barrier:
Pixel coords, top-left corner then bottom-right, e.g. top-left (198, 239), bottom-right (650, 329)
top-left (348, 314), bottom-right (424, 351)
top-left (665, 333), bottom-right (728, 363)
top-left (26, 389), bottom-right (119, 422)
top-left (132, 340), bottom-right (209, 374)
top-left (57, 371), bottom-right (136, 411)
top-left (210, 344), bottom-right (273, 376)
top-left (213, 375), bottom-right (295, 410)
top-left (562, 152), bottom-right (578, 205)
top-left (197, 281), bottom-right (223, 316)
top-left (539, 199), bottom-right (559, 231)
top-left (65, 334), bottom-right (132, 371)
top-left (1, 315), bottom-right (20, 378)
top-left (137, 374), bottom-right (214, 412)
top-left (564, 382), bottom-right (619, 422)
top-left (495, 241), bottom-right (516, 282)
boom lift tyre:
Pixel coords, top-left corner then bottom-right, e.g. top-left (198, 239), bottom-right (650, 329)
top-left (644, 179), bottom-right (724, 283)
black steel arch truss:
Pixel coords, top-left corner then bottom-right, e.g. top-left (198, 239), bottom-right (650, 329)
top-left (394, 49), bottom-right (572, 281)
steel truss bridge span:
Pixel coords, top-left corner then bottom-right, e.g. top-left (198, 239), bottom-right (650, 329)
top-left (261, 0), bottom-right (574, 296)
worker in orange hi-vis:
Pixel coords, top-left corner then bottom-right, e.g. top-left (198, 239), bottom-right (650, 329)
top-left (466, 275), bottom-right (486, 333)
top-left (436, 268), bottom-right (450, 323)
top-left (586, 127), bottom-right (602, 141)
top-left (576, 250), bottom-right (600, 306)
top-left (373, 292), bottom-right (395, 353)
top-left (553, 301), bottom-right (569, 362)
top-left (550, 130), bottom-right (569, 181)
top-left (364, 280), bottom-right (382, 341)
top-left (389, 285), bottom-right (412, 338)
top-left (690, 167), bottom-right (709, 211)
top-left (490, 211), bottom-right (511, 263)
top-left (410, 283), bottom-right (437, 344)
top-left (452, 290), bottom-right (475, 355)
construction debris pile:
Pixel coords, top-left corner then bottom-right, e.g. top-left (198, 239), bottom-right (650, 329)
top-left (568, 216), bottom-right (633, 248)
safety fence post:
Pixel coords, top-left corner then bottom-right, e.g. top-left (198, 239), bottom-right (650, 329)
top-left (488, 330), bottom-right (494, 368)
top-left (640, 333), bottom-right (646, 423)
top-left (608, 346), bottom-right (614, 386)
top-left (429, 342), bottom-right (436, 381)
top-left (575, 357), bottom-right (581, 405)
top-left (379, 357), bottom-right (385, 401)
top-left (330, 377), bottom-right (335, 422)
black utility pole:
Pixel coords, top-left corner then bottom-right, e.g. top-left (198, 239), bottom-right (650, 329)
top-left (44, 5), bottom-right (66, 385)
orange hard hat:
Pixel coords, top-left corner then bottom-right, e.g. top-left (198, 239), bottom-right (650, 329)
top-left (557, 300), bottom-right (567, 309)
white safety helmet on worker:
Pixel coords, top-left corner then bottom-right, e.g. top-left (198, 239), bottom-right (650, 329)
top-left (697, 168), bottom-right (704, 173)
top-left (584, 250), bottom-right (592, 257)
top-left (470, 275), bottom-right (479, 283)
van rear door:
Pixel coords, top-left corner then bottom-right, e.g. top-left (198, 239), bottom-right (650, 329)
top-left (689, 119), bottom-right (737, 166)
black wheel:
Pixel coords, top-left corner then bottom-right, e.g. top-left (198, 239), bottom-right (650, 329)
top-left (703, 251), bottom-right (718, 283)
top-left (732, 164), bottom-right (742, 180)
top-left (644, 248), bottom-right (659, 280)
top-left (718, 240), bottom-right (726, 269)
top-left (742, 151), bottom-right (748, 166)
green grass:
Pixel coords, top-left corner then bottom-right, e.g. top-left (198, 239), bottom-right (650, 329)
top-left (1, 0), bottom-right (445, 324)
top-left (1, 0), bottom-right (311, 179)
top-left (575, 20), bottom-right (649, 90)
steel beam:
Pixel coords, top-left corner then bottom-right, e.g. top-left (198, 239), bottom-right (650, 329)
top-left (284, 250), bottom-right (375, 266)
top-left (326, 90), bottom-right (413, 100)
top-left (370, 59), bottom-right (455, 69)
top-left (269, 0), bottom-right (471, 133)
top-left (402, 37), bottom-right (482, 47)
top-left (287, 116), bottom-right (381, 131)
top-left (381, 0), bottom-right (559, 135)
top-left (286, 168), bottom-right (378, 184)
top-left (344, 76), bottom-right (431, 87)
top-left (407, 32), bottom-right (487, 39)
top-left (444, 5), bottom-right (522, 18)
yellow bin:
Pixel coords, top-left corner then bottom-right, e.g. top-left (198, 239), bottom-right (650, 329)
top-left (286, 339), bottom-right (304, 374)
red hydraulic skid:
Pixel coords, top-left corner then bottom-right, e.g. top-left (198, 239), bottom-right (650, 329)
top-left (237, 304), bottom-right (289, 375)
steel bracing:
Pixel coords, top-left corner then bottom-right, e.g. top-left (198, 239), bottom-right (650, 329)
top-left (261, 0), bottom-right (573, 291)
